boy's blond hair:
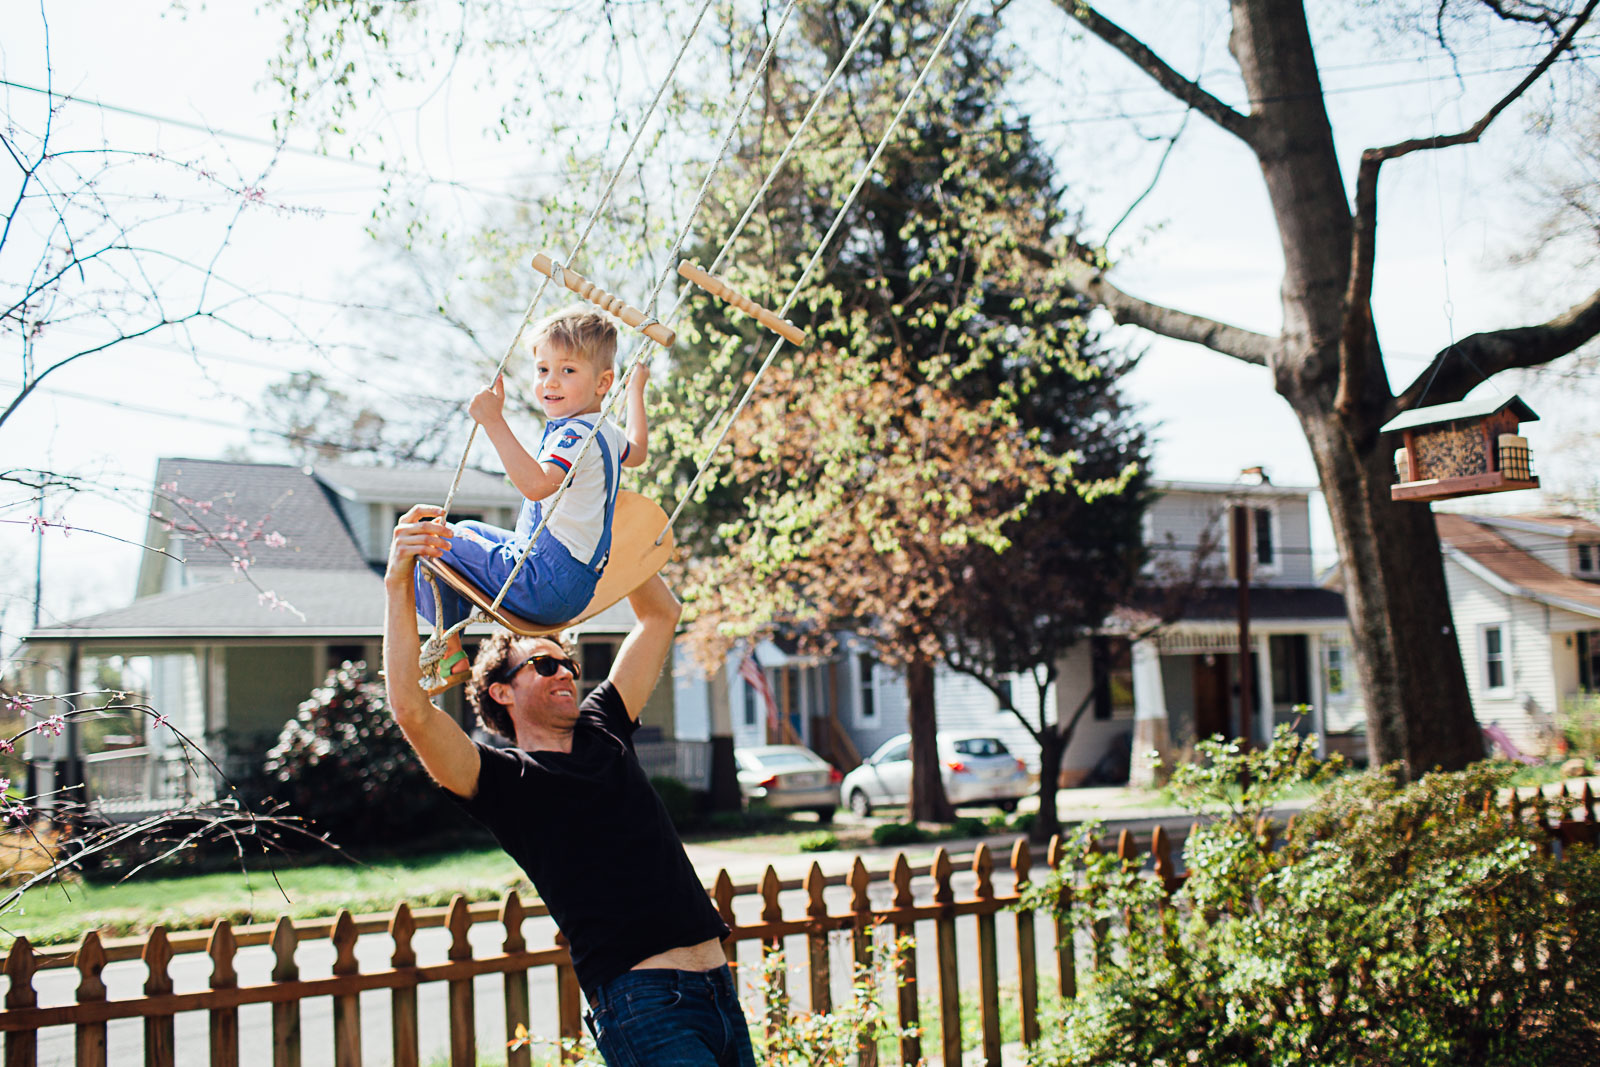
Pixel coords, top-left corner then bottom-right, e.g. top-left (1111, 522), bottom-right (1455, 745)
top-left (529, 307), bottom-right (618, 372)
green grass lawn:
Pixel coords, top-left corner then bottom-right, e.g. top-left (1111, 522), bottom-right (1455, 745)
top-left (1, 845), bottom-right (530, 949)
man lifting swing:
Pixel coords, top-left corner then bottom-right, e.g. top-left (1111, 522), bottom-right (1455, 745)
top-left (384, 508), bottom-right (757, 1066)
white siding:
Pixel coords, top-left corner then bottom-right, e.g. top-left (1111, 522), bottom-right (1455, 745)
top-left (671, 647), bottom-right (711, 742)
top-left (1443, 558), bottom-right (1558, 751)
top-left (1052, 643), bottom-right (1135, 773)
top-left (929, 669), bottom-right (1045, 770)
top-left (1144, 488), bottom-right (1316, 588)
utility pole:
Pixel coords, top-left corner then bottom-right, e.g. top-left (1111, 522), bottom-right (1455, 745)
top-left (1230, 504), bottom-right (1253, 746)
top-left (33, 486), bottom-right (45, 628)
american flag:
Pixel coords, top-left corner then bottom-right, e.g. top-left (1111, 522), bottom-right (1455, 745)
top-left (739, 653), bottom-right (781, 737)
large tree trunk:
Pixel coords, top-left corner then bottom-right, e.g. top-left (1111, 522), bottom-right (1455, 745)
top-left (1232, 0), bottom-right (1483, 772)
top-left (1055, 0), bottom-right (1593, 774)
top-left (906, 654), bottom-right (956, 821)
top-left (1295, 404), bottom-right (1483, 772)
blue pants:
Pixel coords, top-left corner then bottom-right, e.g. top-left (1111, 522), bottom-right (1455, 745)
top-left (585, 967), bottom-right (757, 1067)
top-left (414, 520), bottom-right (597, 628)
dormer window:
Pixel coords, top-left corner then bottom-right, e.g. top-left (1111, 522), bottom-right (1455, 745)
top-left (1579, 542), bottom-right (1598, 576)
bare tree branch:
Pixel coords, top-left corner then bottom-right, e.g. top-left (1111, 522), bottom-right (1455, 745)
top-left (1395, 283), bottom-right (1600, 409)
top-left (1059, 257), bottom-right (1280, 366)
top-left (1339, 0), bottom-right (1597, 413)
top-left (1049, 0), bottom-right (1255, 145)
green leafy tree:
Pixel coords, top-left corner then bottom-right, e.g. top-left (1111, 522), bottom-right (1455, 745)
top-left (671, 2), bottom-right (1140, 821)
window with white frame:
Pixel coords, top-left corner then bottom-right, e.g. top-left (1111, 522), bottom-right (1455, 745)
top-left (857, 652), bottom-right (878, 725)
top-left (1324, 643), bottom-right (1347, 697)
top-left (1254, 507), bottom-right (1276, 569)
top-left (1578, 542), bottom-right (1599, 576)
top-left (1481, 625), bottom-right (1508, 692)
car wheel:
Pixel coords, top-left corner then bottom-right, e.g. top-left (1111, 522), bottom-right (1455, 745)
top-left (997, 799), bottom-right (1019, 814)
top-left (814, 807), bottom-right (836, 825)
top-left (848, 789), bottom-right (872, 818)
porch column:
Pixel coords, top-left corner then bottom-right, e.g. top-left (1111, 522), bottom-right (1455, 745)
top-left (1256, 636), bottom-right (1275, 746)
top-left (1128, 638), bottom-right (1171, 789)
top-left (1308, 634), bottom-right (1327, 758)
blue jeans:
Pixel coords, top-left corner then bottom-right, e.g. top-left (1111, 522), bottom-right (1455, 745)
top-left (585, 966), bottom-right (757, 1067)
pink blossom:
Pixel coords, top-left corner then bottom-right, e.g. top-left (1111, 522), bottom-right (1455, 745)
top-left (0, 778), bottom-right (10, 794)
top-left (159, 481), bottom-right (179, 492)
top-left (264, 532), bottom-right (287, 549)
top-left (4, 695), bottom-right (31, 713)
top-left (232, 558), bottom-right (250, 573)
top-left (28, 515), bottom-right (47, 533)
top-left (151, 713), bottom-right (171, 731)
top-left (0, 738), bottom-right (13, 754)
top-left (6, 803), bottom-right (30, 823)
top-left (41, 715), bottom-right (66, 737)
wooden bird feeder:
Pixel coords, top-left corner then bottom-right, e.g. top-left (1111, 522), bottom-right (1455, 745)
top-left (1382, 394), bottom-right (1539, 502)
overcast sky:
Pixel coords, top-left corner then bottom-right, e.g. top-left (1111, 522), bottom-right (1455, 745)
top-left (2, 0), bottom-right (1595, 644)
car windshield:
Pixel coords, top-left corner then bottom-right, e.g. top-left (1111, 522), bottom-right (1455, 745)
top-left (875, 743), bottom-right (911, 763)
top-left (952, 738), bottom-right (1009, 757)
top-left (752, 750), bottom-right (824, 770)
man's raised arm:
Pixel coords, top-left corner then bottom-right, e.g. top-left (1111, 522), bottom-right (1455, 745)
top-left (383, 505), bottom-right (481, 797)
top-left (609, 574), bottom-right (682, 720)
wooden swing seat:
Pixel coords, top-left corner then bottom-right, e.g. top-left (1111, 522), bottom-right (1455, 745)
top-left (419, 492), bottom-right (675, 637)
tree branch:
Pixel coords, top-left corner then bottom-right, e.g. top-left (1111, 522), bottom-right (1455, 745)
top-left (1050, 0), bottom-right (1255, 145)
top-left (1339, 0), bottom-right (1596, 414)
top-left (1058, 255), bottom-right (1280, 366)
top-left (1395, 284), bottom-right (1600, 410)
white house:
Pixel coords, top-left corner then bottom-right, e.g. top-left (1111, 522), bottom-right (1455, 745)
top-left (706, 476), bottom-right (1362, 787)
top-left (1435, 512), bottom-right (1600, 754)
top-left (20, 458), bottom-right (702, 816)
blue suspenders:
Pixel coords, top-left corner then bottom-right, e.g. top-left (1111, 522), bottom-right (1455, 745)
top-left (535, 416), bottom-right (619, 577)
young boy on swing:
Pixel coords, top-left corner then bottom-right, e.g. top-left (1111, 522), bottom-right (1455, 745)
top-left (417, 307), bottom-right (650, 693)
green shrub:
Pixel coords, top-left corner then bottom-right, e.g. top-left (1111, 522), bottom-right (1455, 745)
top-left (649, 775), bottom-right (696, 831)
top-left (1007, 810), bottom-right (1036, 835)
top-left (1561, 691), bottom-right (1600, 760)
top-left (796, 830), bottom-right (839, 853)
top-left (262, 662), bottom-right (468, 847)
top-left (871, 821), bottom-right (927, 847)
top-left (950, 816), bottom-right (987, 838)
top-left (1023, 727), bottom-right (1600, 1066)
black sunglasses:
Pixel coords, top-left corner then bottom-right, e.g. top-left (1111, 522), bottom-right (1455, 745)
top-left (500, 653), bottom-right (581, 682)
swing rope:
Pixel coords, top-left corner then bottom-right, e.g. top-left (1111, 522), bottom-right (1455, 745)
top-left (477, 0), bottom-right (898, 623)
top-left (434, 0), bottom-right (722, 531)
top-left (422, 0), bottom-right (966, 674)
top-left (419, 0), bottom-right (723, 672)
top-left (659, 0), bottom-right (979, 542)
top-left (473, 0), bottom-right (804, 622)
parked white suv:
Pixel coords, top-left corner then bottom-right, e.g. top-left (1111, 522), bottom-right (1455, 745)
top-left (839, 732), bottom-right (1032, 817)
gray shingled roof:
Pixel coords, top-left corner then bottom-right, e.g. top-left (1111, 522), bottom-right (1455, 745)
top-left (149, 458), bottom-right (367, 574)
top-left (313, 463), bottom-right (521, 511)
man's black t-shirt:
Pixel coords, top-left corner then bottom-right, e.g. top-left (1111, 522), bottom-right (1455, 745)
top-left (451, 680), bottom-right (729, 993)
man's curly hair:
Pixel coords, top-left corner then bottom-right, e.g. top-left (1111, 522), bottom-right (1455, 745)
top-left (465, 631), bottom-right (577, 741)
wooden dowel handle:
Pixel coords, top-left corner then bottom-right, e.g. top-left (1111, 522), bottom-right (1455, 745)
top-left (530, 253), bottom-right (676, 348)
top-left (677, 261), bottom-right (807, 347)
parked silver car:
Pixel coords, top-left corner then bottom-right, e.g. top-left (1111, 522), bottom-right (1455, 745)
top-left (839, 732), bottom-right (1032, 817)
top-left (735, 745), bottom-right (843, 822)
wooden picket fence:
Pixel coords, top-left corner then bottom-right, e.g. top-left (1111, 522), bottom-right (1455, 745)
top-left (1, 781), bottom-right (1595, 1067)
